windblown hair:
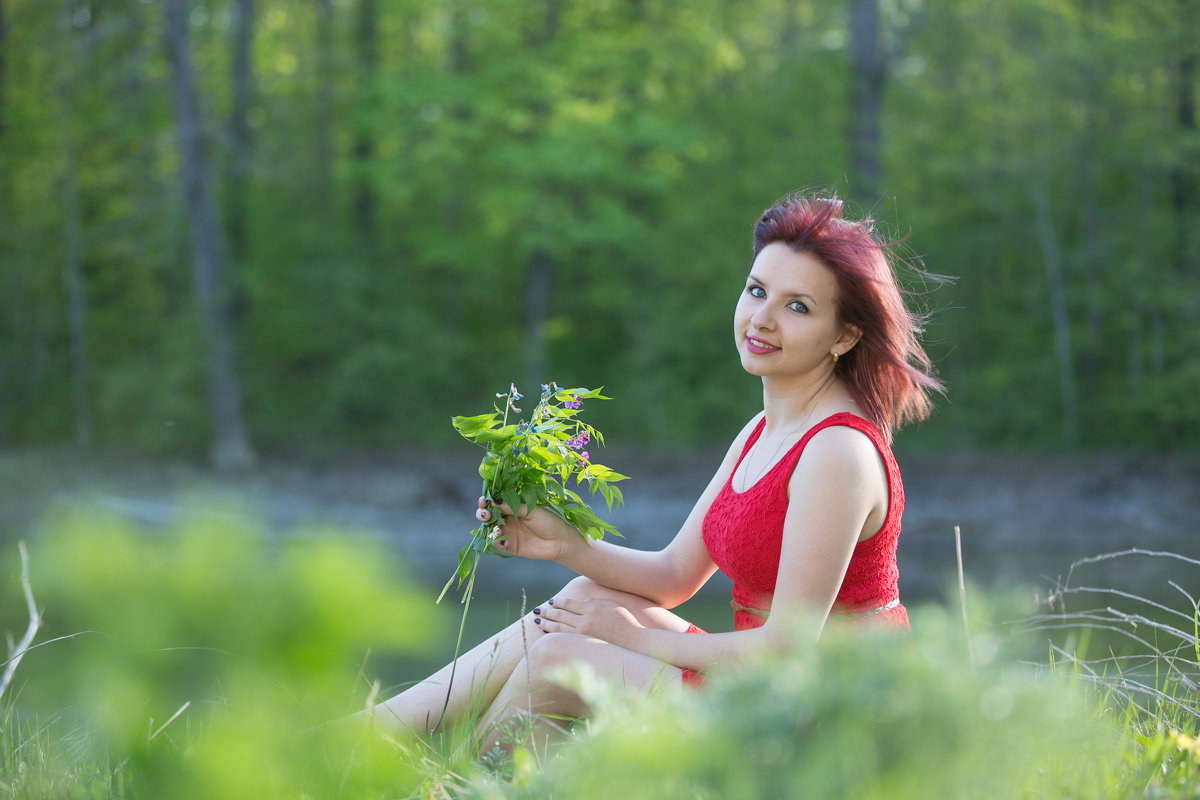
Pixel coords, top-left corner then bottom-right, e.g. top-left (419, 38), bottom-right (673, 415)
top-left (752, 192), bottom-right (944, 441)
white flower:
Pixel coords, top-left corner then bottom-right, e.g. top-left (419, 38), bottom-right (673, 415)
top-left (488, 525), bottom-right (503, 542)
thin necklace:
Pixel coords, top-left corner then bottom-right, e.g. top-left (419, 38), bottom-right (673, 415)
top-left (737, 381), bottom-right (834, 492)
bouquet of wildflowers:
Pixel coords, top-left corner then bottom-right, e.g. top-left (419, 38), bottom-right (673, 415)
top-left (438, 382), bottom-right (629, 603)
top-left (428, 383), bottom-right (628, 728)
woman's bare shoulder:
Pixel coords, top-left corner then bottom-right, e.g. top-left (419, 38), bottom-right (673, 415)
top-left (795, 421), bottom-right (886, 480)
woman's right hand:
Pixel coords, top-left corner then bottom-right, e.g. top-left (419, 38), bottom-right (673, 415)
top-left (474, 497), bottom-right (580, 562)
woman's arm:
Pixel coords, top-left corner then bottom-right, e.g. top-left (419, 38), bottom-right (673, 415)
top-left (490, 414), bottom-right (763, 609)
top-left (757, 424), bottom-right (889, 640)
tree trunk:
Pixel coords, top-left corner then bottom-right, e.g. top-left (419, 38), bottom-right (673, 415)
top-left (352, 0), bottom-right (379, 243)
top-left (441, 2), bottom-right (470, 336)
top-left (1032, 184), bottom-right (1079, 445)
top-left (314, 0), bottom-right (335, 218)
top-left (848, 0), bottom-right (884, 202)
top-left (1129, 170), bottom-right (1154, 390)
top-left (1170, 27), bottom-right (1197, 274)
top-left (226, 0), bottom-right (254, 263)
top-left (59, 3), bottom-right (93, 446)
top-left (0, 0), bottom-right (7, 146)
top-left (0, 0), bottom-right (8, 232)
top-left (523, 248), bottom-right (552, 395)
top-left (63, 134), bottom-right (93, 446)
top-left (163, 0), bottom-right (256, 470)
top-left (521, 0), bottom-right (561, 392)
top-left (1078, 127), bottom-right (1102, 407)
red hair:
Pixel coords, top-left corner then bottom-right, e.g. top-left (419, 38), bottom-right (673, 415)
top-left (752, 192), bottom-right (944, 440)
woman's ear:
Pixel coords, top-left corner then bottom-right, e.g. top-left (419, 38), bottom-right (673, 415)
top-left (835, 324), bottom-right (863, 356)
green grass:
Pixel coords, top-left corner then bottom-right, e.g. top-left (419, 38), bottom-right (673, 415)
top-left (0, 505), bottom-right (1197, 799)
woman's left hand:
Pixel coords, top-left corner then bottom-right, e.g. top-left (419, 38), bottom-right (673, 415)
top-left (533, 596), bottom-right (643, 645)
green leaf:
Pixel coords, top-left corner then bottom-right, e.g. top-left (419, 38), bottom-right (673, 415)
top-left (501, 488), bottom-right (521, 516)
top-left (473, 424), bottom-right (519, 444)
top-left (521, 486), bottom-right (541, 513)
top-left (456, 543), bottom-right (473, 582)
top-left (452, 413), bottom-right (499, 438)
top-left (479, 459), bottom-right (496, 482)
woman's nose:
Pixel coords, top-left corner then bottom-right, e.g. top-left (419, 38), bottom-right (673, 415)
top-left (751, 305), bottom-right (775, 329)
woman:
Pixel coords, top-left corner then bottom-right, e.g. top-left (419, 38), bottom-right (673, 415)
top-left (365, 191), bottom-right (943, 752)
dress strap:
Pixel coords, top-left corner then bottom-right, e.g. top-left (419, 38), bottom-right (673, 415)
top-left (733, 416), bottom-right (767, 470)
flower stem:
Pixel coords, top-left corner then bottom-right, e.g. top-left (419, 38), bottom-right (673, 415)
top-left (433, 547), bottom-right (480, 733)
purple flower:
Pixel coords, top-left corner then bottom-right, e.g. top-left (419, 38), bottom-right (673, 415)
top-left (580, 451), bottom-right (590, 461)
top-left (564, 397), bottom-right (582, 410)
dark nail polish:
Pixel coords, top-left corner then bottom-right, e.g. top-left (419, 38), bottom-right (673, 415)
top-left (548, 598), bottom-right (555, 605)
top-left (532, 607), bottom-right (541, 615)
top-left (534, 617), bottom-right (542, 625)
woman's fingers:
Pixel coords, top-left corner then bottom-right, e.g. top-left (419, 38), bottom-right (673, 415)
top-left (474, 497), bottom-right (509, 523)
top-left (475, 496), bottom-right (491, 522)
top-left (545, 596), bottom-right (578, 614)
top-left (532, 607), bottom-right (573, 633)
top-left (536, 597), bottom-right (580, 624)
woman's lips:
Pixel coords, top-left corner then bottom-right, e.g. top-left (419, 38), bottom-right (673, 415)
top-left (746, 336), bottom-right (780, 355)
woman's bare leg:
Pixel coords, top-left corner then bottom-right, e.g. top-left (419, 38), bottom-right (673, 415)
top-left (470, 577), bottom-right (694, 753)
top-left (354, 605), bottom-right (540, 736)
top-left (356, 577), bottom-right (691, 737)
top-left (475, 630), bottom-right (684, 755)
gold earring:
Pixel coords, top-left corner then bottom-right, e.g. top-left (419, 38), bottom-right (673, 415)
top-left (831, 351), bottom-right (839, 363)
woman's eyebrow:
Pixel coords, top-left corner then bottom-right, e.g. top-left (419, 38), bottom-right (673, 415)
top-left (747, 274), bottom-right (818, 305)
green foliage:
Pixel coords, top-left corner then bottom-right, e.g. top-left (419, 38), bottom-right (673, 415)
top-left (2, 524), bottom-right (1198, 798)
top-left (1005, 548), bottom-right (1200, 797)
top-left (448, 383), bottom-right (627, 591)
top-left (0, 0), bottom-right (1198, 452)
top-left (2, 506), bottom-right (441, 798)
top-left (434, 383), bottom-right (629, 741)
top-left (469, 609), bottom-right (1128, 800)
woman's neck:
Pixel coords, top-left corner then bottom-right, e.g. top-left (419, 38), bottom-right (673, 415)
top-left (759, 371), bottom-right (845, 435)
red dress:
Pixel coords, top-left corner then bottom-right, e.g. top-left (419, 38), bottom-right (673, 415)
top-left (681, 412), bottom-right (909, 683)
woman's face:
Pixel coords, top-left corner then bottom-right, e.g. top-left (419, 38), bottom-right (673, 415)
top-left (733, 243), bottom-right (857, 380)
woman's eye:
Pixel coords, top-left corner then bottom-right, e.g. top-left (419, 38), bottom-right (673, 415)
top-left (747, 285), bottom-right (766, 298)
top-left (788, 300), bottom-right (809, 314)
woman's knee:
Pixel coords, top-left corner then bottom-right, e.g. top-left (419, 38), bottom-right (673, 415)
top-left (522, 633), bottom-right (595, 685)
top-left (555, 576), bottom-right (603, 601)
top-left (554, 575), bottom-right (642, 605)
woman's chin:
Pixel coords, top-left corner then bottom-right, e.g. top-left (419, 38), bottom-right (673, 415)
top-left (739, 357), bottom-right (770, 377)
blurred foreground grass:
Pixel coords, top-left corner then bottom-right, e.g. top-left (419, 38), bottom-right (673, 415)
top-left (1, 504), bottom-right (1197, 799)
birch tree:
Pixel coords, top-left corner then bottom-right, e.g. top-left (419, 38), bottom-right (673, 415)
top-left (163, 0), bottom-right (256, 469)
top-left (848, 0), bottom-right (884, 201)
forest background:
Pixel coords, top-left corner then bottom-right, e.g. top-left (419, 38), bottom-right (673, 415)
top-left (2, 5), bottom-right (1200, 796)
top-left (1, 0), bottom-right (1198, 467)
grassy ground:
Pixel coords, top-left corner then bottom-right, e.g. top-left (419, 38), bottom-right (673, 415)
top-left (1, 504), bottom-right (1197, 799)
top-left (1, 449), bottom-right (1198, 798)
